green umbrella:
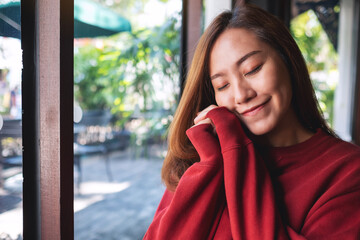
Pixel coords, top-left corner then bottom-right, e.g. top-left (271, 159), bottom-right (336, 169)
top-left (0, 0), bottom-right (131, 39)
top-left (74, 0), bottom-right (131, 38)
top-left (0, 0), bottom-right (20, 39)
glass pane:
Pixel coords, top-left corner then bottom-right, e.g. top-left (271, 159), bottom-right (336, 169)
top-left (73, 0), bottom-right (181, 239)
top-left (0, 0), bottom-right (23, 239)
top-left (290, 1), bottom-right (340, 126)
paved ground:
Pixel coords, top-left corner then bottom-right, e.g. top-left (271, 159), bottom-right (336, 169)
top-left (0, 146), bottom-right (166, 240)
top-left (74, 149), bottom-right (165, 240)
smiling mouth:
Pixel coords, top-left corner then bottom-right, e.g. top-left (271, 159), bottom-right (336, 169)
top-left (241, 98), bottom-right (271, 116)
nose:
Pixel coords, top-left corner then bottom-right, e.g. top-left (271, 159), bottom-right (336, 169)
top-left (233, 78), bottom-right (256, 104)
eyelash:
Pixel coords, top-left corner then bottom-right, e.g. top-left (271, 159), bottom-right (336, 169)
top-left (245, 64), bottom-right (263, 76)
top-left (216, 64), bottom-right (263, 91)
top-left (217, 83), bottom-right (229, 91)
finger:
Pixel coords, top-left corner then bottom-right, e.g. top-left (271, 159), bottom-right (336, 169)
top-left (191, 118), bottom-right (214, 128)
top-left (193, 118), bottom-right (217, 136)
top-left (194, 105), bottom-right (218, 124)
top-left (205, 107), bottom-right (246, 146)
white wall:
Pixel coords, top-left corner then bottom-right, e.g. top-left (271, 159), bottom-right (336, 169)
top-left (204, 0), bottom-right (232, 28)
top-left (333, 0), bottom-right (358, 141)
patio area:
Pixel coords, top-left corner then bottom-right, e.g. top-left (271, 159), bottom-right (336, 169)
top-left (0, 147), bottom-right (166, 240)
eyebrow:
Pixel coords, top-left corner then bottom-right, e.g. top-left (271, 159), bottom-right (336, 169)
top-left (210, 50), bottom-right (262, 81)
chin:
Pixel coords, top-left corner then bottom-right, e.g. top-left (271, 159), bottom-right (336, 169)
top-left (245, 121), bottom-right (276, 136)
top-left (248, 128), bottom-right (269, 136)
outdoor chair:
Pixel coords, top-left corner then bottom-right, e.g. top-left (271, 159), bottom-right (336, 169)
top-left (0, 119), bottom-right (22, 188)
top-left (74, 110), bottom-right (130, 190)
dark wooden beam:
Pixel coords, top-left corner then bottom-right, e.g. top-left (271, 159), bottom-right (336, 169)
top-left (232, 0), bottom-right (247, 8)
top-left (236, 0), bottom-right (291, 27)
top-left (180, 0), bottom-right (203, 97)
top-left (60, 0), bottom-right (74, 238)
top-left (352, 0), bottom-right (360, 145)
top-left (22, 0), bottom-right (74, 239)
top-left (21, 0), bottom-right (41, 238)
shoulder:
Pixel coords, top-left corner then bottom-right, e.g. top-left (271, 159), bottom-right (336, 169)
top-left (293, 131), bottom-right (360, 189)
top-left (318, 134), bottom-right (360, 190)
top-left (322, 134), bottom-right (360, 164)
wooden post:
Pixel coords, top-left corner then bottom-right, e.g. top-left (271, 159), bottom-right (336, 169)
top-left (22, 0), bottom-right (41, 238)
top-left (22, 0), bottom-right (74, 239)
top-left (38, 0), bottom-right (62, 238)
top-left (180, 0), bottom-right (203, 97)
top-left (352, 0), bottom-right (360, 145)
top-left (60, 0), bottom-right (75, 238)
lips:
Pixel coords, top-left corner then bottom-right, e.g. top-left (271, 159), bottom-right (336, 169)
top-left (240, 98), bottom-right (271, 116)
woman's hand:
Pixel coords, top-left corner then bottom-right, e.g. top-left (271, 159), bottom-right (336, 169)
top-left (186, 105), bottom-right (222, 160)
top-left (192, 105), bottom-right (219, 130)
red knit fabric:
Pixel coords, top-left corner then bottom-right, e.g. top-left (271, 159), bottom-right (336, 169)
top-left (144, 107), bottom-right (360, 239)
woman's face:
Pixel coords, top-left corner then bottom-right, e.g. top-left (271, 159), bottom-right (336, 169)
top-left (209, 28), bottom-right (294, 136)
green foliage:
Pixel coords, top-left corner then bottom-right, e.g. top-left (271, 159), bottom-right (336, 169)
top-left (74, 11), bottom-right (181, 131)
top-left (290, 9), bottom-right (338, 126)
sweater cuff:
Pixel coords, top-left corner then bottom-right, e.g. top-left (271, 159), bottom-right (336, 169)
top-left (206, 107), bottom-right (249, 148)
top-left (186, 124), bottom-right (221, 162)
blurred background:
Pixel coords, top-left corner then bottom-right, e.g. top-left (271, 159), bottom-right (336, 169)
top-left (0, 0), bottom-right (358, 239)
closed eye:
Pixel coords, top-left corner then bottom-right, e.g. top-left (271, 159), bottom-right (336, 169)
top-left (245, 64), bottom-right (263, 76)
top-left (217, 83), bottom-right (229, 91)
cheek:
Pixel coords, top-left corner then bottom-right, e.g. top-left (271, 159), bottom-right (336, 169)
top-left (214, 94), bottom-right (222, 106)
top-left (274, 73), bottom-right (292, 100)
top-left (280, 85), bottom-right (293, 109)
top-left (215, 93), bottom-right (231, 108)
top-left (261, 70), bottom-right (291, 98)
top-left (270, 77), bottom-right (293, 113)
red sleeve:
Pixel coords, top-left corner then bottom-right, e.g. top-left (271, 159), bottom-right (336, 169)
top-left (206, 107), bottom-right (360, 240)
top-left (300, 166), bottom-right (360, 239)
top-left (143, 123), bottom-right (226, 239)
top-left (206, 107), bottom-right (290, 239)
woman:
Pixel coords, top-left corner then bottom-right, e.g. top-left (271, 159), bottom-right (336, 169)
top-left (144, 4), bottom-right (360, 239)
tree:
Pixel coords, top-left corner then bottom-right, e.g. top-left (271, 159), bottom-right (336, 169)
top-left (290, 9), bottom-right (338, 126)
top-left (74, 10), bottom-right (181, 132)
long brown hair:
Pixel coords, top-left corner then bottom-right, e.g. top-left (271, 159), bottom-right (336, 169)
top-left (161, 4), bottom-right (336, 191)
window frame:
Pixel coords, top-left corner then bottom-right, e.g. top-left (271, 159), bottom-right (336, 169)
top-left (352, 0), bottom-right (360, 145)
top-left (21, 0), bottom-right (74, 239)
top-left (19, 0), bottom-right (360, 238)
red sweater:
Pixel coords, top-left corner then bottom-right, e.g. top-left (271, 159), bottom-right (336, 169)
top-left (144, 107), bottom-right (360, 239)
